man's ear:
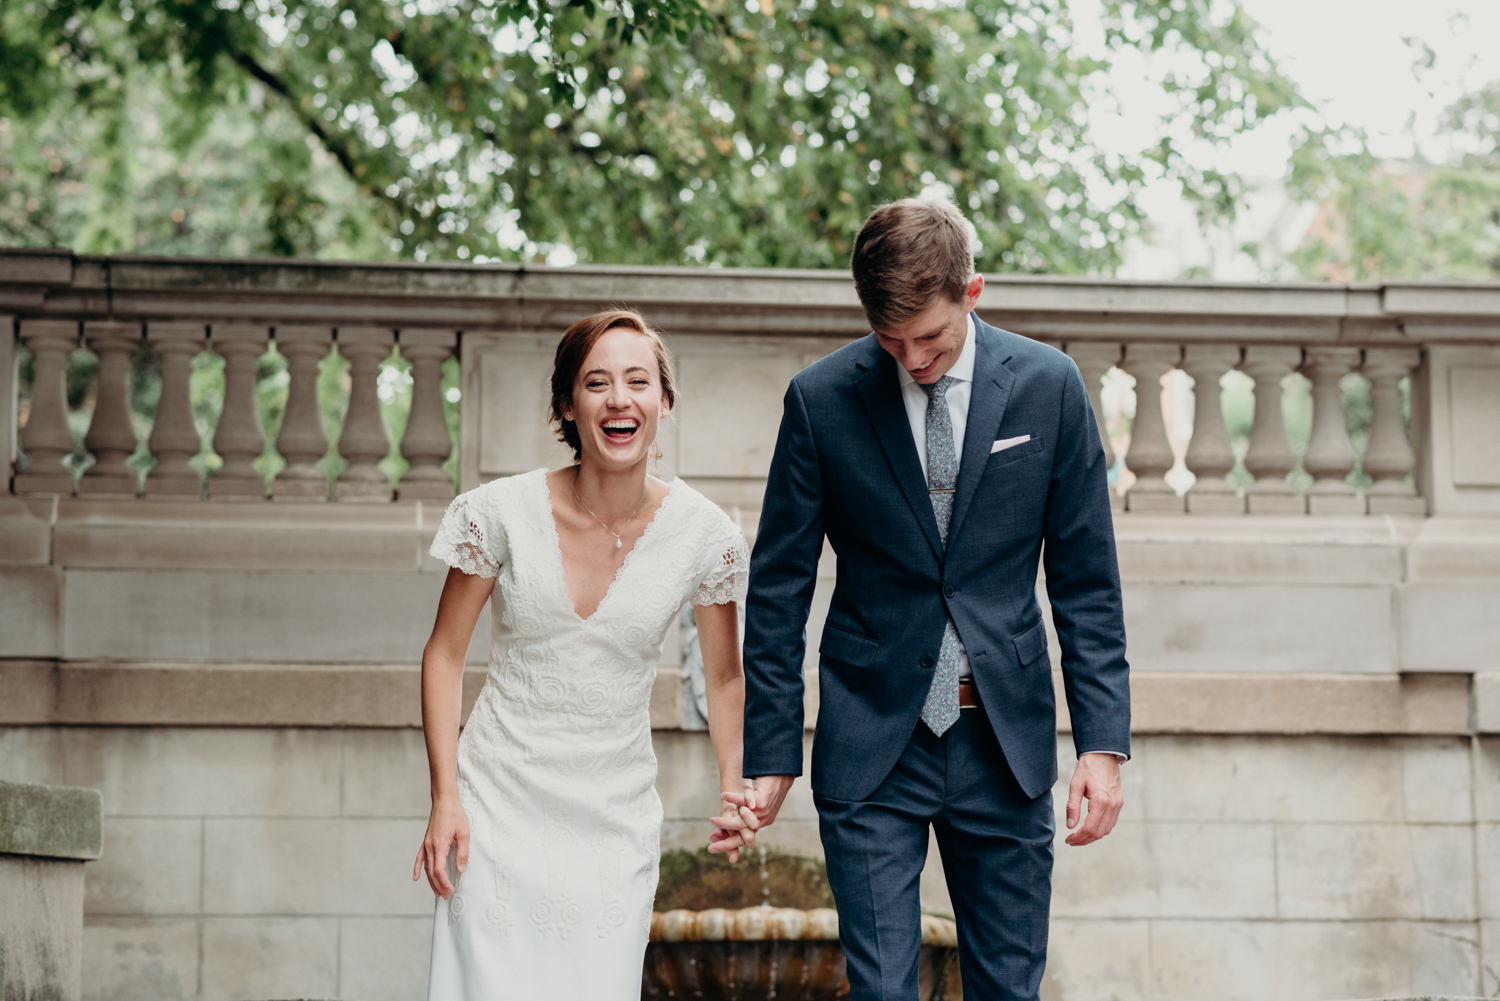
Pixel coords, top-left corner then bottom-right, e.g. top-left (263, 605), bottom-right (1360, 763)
top-left (965, 273), bottom-right (985, 308)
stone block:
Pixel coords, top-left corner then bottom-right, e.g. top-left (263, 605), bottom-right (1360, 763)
top-left (1115, 536), bottom-right (1402, 585)
top-left (1146, 920), bottom-right (1275, 1001)
top-left (202, 818), bottom-right (430, 916)
top-left (58, 728), bottom-right (341, 817)
top-left (0, 854), bottom-right (86, 1001)
top-left (1475, 738), bottom-right (1500, 822)
top-left (1475, 673), bottom-right (1500, 734)
top-left (1051, 821), bottom-right (1276, 920)
top-left (0, 779), bottom-right (103, 859)
top-left (84, 818), bottom-right (201, 916)
top-left (651, 666), bottom-right (684, 730)
top-left (1121, 582), bottom-right (1393, 673)
top-left (1040, 918), bottom-right (1149, 1001)
top-left (1276, 823), bottom-right (1475, 920)
top-left (341, 729), bottom-right (431, 818)
top-left (337, 917), bottom-right (431, 1001)
top-left (1307, 493), bottom-right (1367, 515)
top-left (474, 338), bottom-right (575, 477)
top-left (60, 568), bottom-right (489, 664)
top-left (0, 727), bottom-right (66, 785)
top-left (1270, 920), bottom-right (1479, 1000)
top-left (82, 917), bottom-right (199, 1001)
top-left (1400, 584), bottom-right (1500, 672)
top-left (0, 497), bottom-right (51, 564)
top-left (675, 346), bottom-right (803, 479)
top-left (0, 566), bottom-right (61, 657)
top-left (200, 917), bottom-right (339, 1001)
top-left (1401, 737), bottom-right (1475, 824)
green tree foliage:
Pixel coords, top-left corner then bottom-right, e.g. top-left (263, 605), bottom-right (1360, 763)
top-left (1286, 82), bottom-right (1500, 281)
top-left (1, 0), bottom-right (1299, 270)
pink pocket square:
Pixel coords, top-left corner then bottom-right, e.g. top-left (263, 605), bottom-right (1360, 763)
top-left (990, 435), bottom-right (1031, 454)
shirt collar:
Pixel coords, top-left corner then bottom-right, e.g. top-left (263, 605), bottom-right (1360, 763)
top-left (896, 311), bottom-right (978, 388)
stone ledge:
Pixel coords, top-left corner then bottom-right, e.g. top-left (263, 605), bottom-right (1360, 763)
top-left (0, 779), bottom-right (103, 860)
top-left (0, 661), bottom-right (1478, 735)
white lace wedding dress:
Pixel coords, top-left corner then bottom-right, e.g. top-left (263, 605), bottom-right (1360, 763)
top-left (425, 468), bottom-right (748, 1000)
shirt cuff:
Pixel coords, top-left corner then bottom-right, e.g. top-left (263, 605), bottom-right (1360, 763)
top-left (1078, 749), bottom-right (1129, 763)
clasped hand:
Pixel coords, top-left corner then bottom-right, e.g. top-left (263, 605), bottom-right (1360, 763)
top-left (706, 775), bottom-right (795, 862)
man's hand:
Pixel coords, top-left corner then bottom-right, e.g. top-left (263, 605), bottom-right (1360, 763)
top-left (709, 775), bottom-right (795, 857)
top-left (720, 775), bottom-right (795, 827)
top-left (1064, 753), bottom-right (1123, 847)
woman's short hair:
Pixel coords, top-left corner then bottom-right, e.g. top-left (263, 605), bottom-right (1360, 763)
top-left (549, 307), bottom-right (677, 461)
top-left (850, 198), bottom-right (977, 331)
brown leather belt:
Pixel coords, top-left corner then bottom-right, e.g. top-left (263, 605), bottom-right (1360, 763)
top-left (958, 679), bottom-right (980, 709)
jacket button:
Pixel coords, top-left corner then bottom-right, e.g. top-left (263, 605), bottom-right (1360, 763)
top-left (944, 585), bottom-right (956, 598)
top-left (920, 654), bottom-right (935, 669)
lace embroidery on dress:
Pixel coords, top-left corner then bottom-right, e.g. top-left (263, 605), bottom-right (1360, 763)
top-left (431, 493), bottom-right (502, 579)
top-left (691, 532), bottom-right (749, 606)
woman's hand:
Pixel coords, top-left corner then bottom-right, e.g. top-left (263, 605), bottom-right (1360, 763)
top-left (414, 797), bottom-right (470, 899)
top-left (708, 790), bottom-right (761, 862)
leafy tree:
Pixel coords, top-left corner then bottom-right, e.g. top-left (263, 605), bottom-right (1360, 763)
top-left (1284, 81), bottom-right (1500, 281)
top-left (1, 0), bottom-right (1299, 270)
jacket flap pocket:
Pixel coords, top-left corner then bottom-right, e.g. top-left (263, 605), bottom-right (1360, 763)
top-left (984, 436), bottom-right (1046, 470)
top-left (819, 622), bottom-right (882, 668)
top-left (1011, 618), bottom-right (1049, 665)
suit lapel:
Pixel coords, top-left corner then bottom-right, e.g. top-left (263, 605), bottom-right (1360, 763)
top-left (852, 342), bottom-right (944, 562)
top-left (949, 322), bottom-right (1016, 544)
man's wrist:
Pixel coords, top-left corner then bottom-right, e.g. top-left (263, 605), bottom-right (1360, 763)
top-left (1078, 750), bottom-right (1128, 763)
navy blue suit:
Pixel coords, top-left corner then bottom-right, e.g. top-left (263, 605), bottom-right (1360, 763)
top-left (742, 317), bottom-right (1129, 1000)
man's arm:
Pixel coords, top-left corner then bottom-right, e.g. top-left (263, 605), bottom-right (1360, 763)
top-left (1041, 360), bottom-right (1130, 844)
top-left (741, 379), bottom-right (826, 785)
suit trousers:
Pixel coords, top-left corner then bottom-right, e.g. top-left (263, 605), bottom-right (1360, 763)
top-left (814, 709), bottom-right (1055, 1001)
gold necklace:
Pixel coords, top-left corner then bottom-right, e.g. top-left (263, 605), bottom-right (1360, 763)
top-left (571, 468), bottom-right (648, 550)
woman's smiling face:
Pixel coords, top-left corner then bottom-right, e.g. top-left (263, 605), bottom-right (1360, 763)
top-left (563, 327), bottom-right (670, 471)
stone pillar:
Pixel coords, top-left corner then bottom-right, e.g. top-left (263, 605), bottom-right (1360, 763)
top-left (1066, 342), bottom-right (1122, 509)
top-left (144, 323), bottom-right (207, 498)
top-left (273, 325), bottom-right (334, 501)
top-left (209, 324), bottom-right (270, 500)
top-left (2, 314), bottom-right (16, 484)
top-left (1121, 343), bottom-right (1183, 513)
top-left (1181, 344), bottom-right (1244, 513)
top-left (78, 322), bottom-right (142, 497)
top-left (334, 326), bottom-right (396, 501)
top-left (1363, 347), bottom-right (1426, 516)
top-left (399, 329), bottom-right (458, 501)
top-left (1241, 345), bottom-right (1305, 514)
top-left (0, 779), bottom-right (103, 1001)
top-left (14, 320), bottom-right (79, 495)
top-left (1303, 346), bottom-right (1364, 515)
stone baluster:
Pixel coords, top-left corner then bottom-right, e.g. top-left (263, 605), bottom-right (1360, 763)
top-left (144, 323), bottom-right (207, 497)
top-left (1065, 341), bottom-right (1122, 473)
top-left (1302, 346), bottom-right (1364, 515)
top-left (1121, 343), bottom-right (1183, 512)
top-left (273, 325), bottom-right (333, 501)
top-left (209, 325), bottom-right (270, 500)
top-left (334, 327), bottom-right (396, 501)
top-left (14, 320), bottom-right (80, 495)
top-left (1240, 345), bottom-right (1305, 513)
top-left (398, 328), bottom-right (458, 501)
top-left (79, 322), bottom-right (144, 497)
top-left (1180, 344), bottom-right (1244, 513)
top-left (1363, 347), bottom-right (1425, 516)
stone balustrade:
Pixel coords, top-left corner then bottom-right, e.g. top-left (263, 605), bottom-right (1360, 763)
top-left (7, 250), bottom-right (1500, 517)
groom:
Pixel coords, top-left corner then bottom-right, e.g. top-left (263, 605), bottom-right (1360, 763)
top-left (735, 198), bottom-right (1130, 1000)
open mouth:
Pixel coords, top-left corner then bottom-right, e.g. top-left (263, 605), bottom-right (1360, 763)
top-left (601, 417), bottom-right (640, 443)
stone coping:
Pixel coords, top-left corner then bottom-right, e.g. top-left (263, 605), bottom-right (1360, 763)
top-left (0, 779), bottom-right (102, 860)
top-left (649, 907), bottom-right (957, 947)
top-left (0, 661), bottom-right (1479, 735)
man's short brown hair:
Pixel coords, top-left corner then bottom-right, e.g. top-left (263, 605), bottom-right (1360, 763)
top-left (850, 198), bottom-right (976, 330)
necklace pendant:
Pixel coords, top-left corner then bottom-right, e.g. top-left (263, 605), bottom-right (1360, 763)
top-left (615, 537), bottom-right (623, 549)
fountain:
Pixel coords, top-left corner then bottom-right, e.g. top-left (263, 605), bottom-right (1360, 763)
top-left (643, 848), bottom-right (961, 1000)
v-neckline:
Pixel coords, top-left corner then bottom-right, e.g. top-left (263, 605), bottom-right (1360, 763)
top-left (537, 469), bottom-right (680, 624)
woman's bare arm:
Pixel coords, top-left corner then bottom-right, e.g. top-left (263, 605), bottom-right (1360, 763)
top-left (695, 601), bottom-right (757, 863)
top-left (413, 567), bottom-right (494, 898)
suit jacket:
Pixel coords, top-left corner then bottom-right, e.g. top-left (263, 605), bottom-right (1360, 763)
top-left (742, 318), bottom-right (1130, 802)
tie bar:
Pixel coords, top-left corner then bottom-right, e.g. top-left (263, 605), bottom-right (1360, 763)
top-left (929, 488), bottom-right (956, 493)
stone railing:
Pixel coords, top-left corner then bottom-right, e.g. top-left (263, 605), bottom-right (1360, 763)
top-left (5, 251), bottom-right (1499, 517)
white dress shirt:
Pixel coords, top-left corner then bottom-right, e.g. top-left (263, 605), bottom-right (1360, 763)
top-left (897, 313), bottom-right (979, 677)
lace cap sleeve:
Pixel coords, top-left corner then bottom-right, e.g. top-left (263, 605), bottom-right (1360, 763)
top-left (430, 489), bottom-right (504, 579)
top-left (692, 524), bottom-right (749, 607)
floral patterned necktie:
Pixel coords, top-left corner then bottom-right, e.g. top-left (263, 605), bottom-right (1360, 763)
top-left (919, 376), bottom-right (962, 736)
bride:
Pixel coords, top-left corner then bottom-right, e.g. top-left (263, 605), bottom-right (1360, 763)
top-left (414, 308), bottom-right (759, 998)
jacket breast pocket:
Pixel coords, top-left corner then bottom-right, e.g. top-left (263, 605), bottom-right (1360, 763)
top-left (1010, 618), bottom-right (1049, 666)
top-left (819, 622), bottom-right (882, 668)
top-left (984, 436), bottom-right (1047, 471)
